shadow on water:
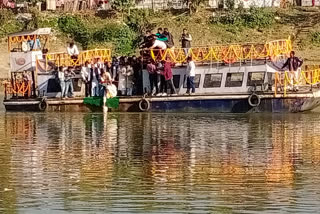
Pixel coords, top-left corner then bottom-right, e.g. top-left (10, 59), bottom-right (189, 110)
top-left (1, 110), bottom-right (320, 212)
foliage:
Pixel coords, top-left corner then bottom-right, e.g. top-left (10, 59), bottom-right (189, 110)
top-left (93, 24), bottom-right (136, 56)
top-left (125, 9), bottom-right (156, 34)
top-left (58, 15), bottom-right (91, 48)
top-left (311, 32), bottom-right (320, 44)
top-left (0, 9), bottom-right (24, 37)
top-left (225, 0), bottom-right (235, 11)
top-left (210, 7), bottom-right (275, 29)
top-left (242, 7), bottom-right (274, 28)
top-left (111, 0), bottom-right (134, 12)
top-left (57, 15), bottom-right (137, 55)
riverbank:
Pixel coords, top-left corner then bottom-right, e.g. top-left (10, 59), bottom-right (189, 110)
top-left (1, 6), bottom-right (320, 78)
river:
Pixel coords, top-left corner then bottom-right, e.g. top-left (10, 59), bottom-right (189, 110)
top-left (1, 110), bottom-right (320, 213)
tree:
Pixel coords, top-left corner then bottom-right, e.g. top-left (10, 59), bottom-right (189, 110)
top-left (112, 0), bottom-right (134, 19)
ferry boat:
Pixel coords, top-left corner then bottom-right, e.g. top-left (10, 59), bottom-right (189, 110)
top-left (3, 29), bottom-right (320, 113)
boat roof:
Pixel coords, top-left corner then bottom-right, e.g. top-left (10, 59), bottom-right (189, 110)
top-left (8, 28), bottom-right (51, 37)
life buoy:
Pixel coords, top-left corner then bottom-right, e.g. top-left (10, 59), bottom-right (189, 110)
top-left (139, 98), bottom-right (150, 112)
top-left (248, 93), bottom-right (261, 107)
top-left (38, 99), bottom-right (48, 111)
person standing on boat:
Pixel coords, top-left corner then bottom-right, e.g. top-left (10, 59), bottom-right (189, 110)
top-left (118, 60), bottom-right (128, 96)
top-left (157, 60), bottom-right (165, 96)
top-left (186, 56), bottom-right (196, 95)
top-left (162, 59), bottom-right (177, 96)
top-left (111, 56), bottom-right (120, 81)
top-left (125, 62), bottom-right (134, 96)
top-left (64, 67), bottom-right (76, 98)
top-left (132, 56), bottom-right (143, 95)
top-left (58, 67), bottom-right (66, 99)
top-left (281, 51), bottom-right (303, 91)
top-left (81, 61), bottom-right (91, 97)
top-left (164, 28), bottom-right (174, 49)
top-left (180, 29), bottom-right (192, 56)
top-left (90, 65), bottom-right (101, 97)
top-left (147, 59), bottom-right (158, 96)
top-left (67, 41), bottom-right (79, 61)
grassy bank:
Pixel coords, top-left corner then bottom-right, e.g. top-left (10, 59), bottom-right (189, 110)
top-left (1, 6), bottom-right (320, 78)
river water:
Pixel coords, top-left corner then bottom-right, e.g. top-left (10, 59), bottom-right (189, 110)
top-left (1, 110), bottom-right (320, 213)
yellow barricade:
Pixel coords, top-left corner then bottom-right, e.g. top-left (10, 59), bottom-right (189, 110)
top-left (43, 48), bottom-right (111, 70)
top-left (274, 69), bottom-right (320, 96)
top-left (150, 38), bottom-right (292, 64)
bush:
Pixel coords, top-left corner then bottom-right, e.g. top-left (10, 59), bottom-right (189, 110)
top-left (225, 0), bottom-right (235, 11)
top-left (311, 32), bottom-right (320, 44)
top-left (125, 9), bottom-right (155, 33)
top-left (242, 7), bottom-right (274, 28)
top-left (0, 9), bottom-right (24, 38)
top-left (210, 7), bottom-right (275, 29)
top-left (58, 15), bottom-right (91, 48)
top-left (93, 24), bottom-right (136, 56)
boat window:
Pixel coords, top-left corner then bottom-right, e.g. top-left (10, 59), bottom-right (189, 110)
top-left (225, 73), bottom-right (244, 87)
top-left (173, 75), bottom-right (180, 88)
top-left (204, 74), bottom-right (222, 88)
top-left (183, 74), bottom-right (201, 88)
top-left (267, 73), bottom-right (276, 86)
top-left (247, 72), bottom-right (265, 86)
top-left (47, 78), bottom-right (61, 93)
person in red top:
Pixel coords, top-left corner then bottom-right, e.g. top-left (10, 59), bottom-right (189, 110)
top-left (162, 60), bottom-right (177, 96)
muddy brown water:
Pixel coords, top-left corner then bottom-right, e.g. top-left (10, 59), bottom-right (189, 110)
top-left (1, 93), bottom-right (320, 213)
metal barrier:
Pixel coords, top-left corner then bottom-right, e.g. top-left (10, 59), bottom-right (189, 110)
top-left (40, 48), bottom-right (112, 71)
top-left (274, 69), bottom-right (320, 96)
top-left (149, 38), bottom-right (292, 64)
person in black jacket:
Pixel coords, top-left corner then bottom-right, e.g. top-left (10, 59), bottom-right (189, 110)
top-left (180, 29), bottom-right (192, 56)
top-left (281, 51), bottom-right (303, 91)
top-left (164, 28), bottom-right (174, 49)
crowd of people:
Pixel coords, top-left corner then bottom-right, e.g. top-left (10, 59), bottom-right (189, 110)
top-left (57, 29), bottom-right (196, 99)
top-left (57, 55), bottom-right (196, 98)
top-left (57, 55), bottom-right (144, 99)
top-left (140, 28), bottom-right (192, 53)
top-left (147, 56), bottom-right (196, 96)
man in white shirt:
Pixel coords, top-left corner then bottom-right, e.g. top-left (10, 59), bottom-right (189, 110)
top-left (81, 61), bottom-right (90, 97)
top-left (150, 39), bottom-right (167, 50)
top-left (67, 41), bottom-right (79, 60)
top-left (186, 56), bottom-right (196, 95)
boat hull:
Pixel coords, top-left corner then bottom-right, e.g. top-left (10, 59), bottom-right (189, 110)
top-left (117, 95), bottom-right (320, 113)
top-left (3, 93), bottom-right (320, 113)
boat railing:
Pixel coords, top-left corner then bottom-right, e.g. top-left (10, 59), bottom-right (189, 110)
top-left (37, 48), bottom-right (112, 72)
top-left (147, 38), bottom-right (292, 64)
top-left (274, 69), bottom-right (320, 96)
top-left (4, 80), bottom-right (32, 100)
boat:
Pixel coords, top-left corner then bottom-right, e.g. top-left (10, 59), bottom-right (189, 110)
top-left (3, 30), bottom-right (320, 113)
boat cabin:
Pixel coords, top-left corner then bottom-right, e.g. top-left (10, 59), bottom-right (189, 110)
top-left (4, 28), bottom-right (111, 100)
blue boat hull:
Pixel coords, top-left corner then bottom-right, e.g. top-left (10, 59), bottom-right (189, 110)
top-left (117, 95), bottom-right (319, 113)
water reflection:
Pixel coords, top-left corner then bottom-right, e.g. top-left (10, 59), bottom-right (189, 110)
top-left (1, 112), bottom-right (320, 213)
